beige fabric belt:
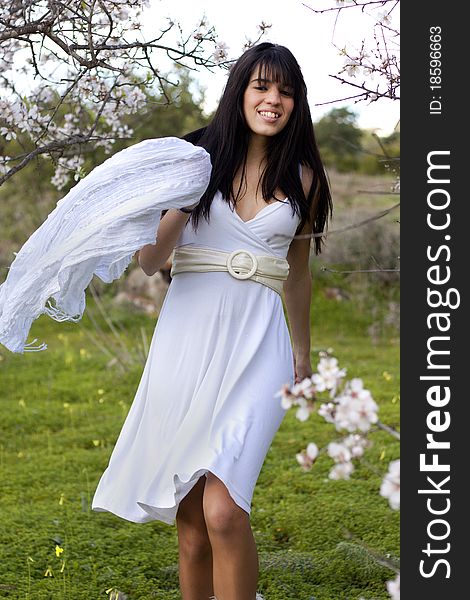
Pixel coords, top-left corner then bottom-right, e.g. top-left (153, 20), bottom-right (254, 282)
top-left (170, 246), bottom-right (289, 295)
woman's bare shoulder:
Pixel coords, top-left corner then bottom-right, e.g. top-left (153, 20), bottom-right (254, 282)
top-left (300, 163), bottom-right (314, 198)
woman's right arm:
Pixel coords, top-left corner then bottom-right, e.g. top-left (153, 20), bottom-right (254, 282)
top-left (137, 207), bottom-right (194, 276)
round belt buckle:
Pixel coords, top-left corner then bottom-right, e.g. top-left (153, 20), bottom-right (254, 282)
top-left (226, 249), bottom-right (258, 280)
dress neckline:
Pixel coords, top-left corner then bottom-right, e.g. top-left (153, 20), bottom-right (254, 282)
top-left (223, 194), bottom-right (289, 224)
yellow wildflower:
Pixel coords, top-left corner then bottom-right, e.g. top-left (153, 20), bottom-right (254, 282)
top-left (55, 545), bottom-right (64, 557)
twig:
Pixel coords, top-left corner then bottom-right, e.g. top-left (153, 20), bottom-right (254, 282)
top-left (302, 0), bottom-right (398, 14)
top-left (0, 134), bottom-right (99, 185)
top-left (291, 201), bottom-right (400, 240)
top-left (376, 420), bottom-right (400, 440)
top-left (321, 266), bottom-right (399, 274)
top-left (342, 528), bottom-right (400, 573)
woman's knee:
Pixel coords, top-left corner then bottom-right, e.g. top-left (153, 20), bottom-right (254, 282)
top-left (176, 508), bottom-right (212, 559)
top-left (177, 522), bottom-right (212, 560)
top-left (203, 475), bottom-right (249, 536)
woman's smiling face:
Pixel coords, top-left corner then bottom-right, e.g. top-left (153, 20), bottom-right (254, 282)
top-left (242, 65), bottom-right (295, 139)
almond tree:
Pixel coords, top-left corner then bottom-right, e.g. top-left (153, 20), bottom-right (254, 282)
top-left (303, 0), bottom-right (400, 276)
top-left (305, 0), bottom-right (399, 106)
top-left (0, 0), bottom-right (229, 188)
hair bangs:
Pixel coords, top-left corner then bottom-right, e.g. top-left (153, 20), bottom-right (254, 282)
top-left (255, 54), bottom-right (296, 94)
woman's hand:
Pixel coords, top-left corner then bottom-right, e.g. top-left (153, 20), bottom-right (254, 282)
top-left (293, 354), bottom-right (313, 384)
top-left (138, 209), bottom-right (191, 276)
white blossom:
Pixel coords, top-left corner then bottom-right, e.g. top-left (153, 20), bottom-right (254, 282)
top-left (292, 377), bottom-right (315, 399)
top-left (386, 573), bottom-right (400, 600)
top-left (213, 41), bottom-right (229, 65)
top-left (0, 127), bottom-right (16, 141)
top-left (274, 383), bottom-right (295, 410)
top-left (311, 373), bottom-right (327, 392)
top-left (334, 378), bottom-right (378, 433)
top-left (275, 355), bottom-right (398, 508)
top-left (327, 441), bottom-right (352, 463)
top-left (343, 433), bottom-right (369, 458)
top-left (344, 58), bottom-right (360, 77)
top-left (378, 10), bottom-right (392, 26)
top-left (276, 377), bottom-right (315, 417)
top-left (0, 156), bottom-right (11, 176)
top-left (312, 356), bottom-right (346, 393)
top-left (296, 442), bottom-right (319, 470)
top-left (329, 462), bottom-right (354, 480)
top-left (318, 401), bottom-right (335, 424)
top-left (50, 155), bottom-right (86, 190)
top-left (306, 442), bottom-right (319, 460)
top-left (380, 459), bottom-right (400, 510)
top-left (296, 403), bottom-right (312, 422)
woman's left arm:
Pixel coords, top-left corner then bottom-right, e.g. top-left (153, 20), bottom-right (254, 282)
top-left (283, 219), bottom-right (313, 383)
top-left (283, 165), bottom-right (315, 383)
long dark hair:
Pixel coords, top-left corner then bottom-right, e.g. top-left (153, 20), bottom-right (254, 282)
top-left (183, 42), bottom-right (332, 254)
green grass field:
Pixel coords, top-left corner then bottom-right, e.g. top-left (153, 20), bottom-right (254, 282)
top-left (0, 272), bottom-right (399, 600)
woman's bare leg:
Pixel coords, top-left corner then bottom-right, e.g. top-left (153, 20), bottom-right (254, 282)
top-left (176, 475), bottom-right (214, 599)
top-left (203, 472), bottom-right (259, 600)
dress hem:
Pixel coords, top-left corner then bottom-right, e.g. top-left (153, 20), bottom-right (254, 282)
top-left (92, 464), bottom-right (251, 526)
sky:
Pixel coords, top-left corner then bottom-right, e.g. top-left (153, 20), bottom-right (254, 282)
top-left (143, 0), bottom-right (400, 135)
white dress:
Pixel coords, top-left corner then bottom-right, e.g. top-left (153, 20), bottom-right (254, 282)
top-left (92, 191), bottom-right (301, 525)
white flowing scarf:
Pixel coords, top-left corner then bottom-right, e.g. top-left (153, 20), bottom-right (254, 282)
top-left (0, 137), bottom-right (212, 354)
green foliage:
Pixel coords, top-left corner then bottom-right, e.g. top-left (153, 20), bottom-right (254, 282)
top-left (0, 281), bottom-right (399, 599)
top-left (133, 67), bottom-right (212, 140)
top-left (314, 108), bottom-right (364, 173)
top-left (358, 130), bottom-right (400, 176)
top-left (314, 107), bottom-right (400, 176)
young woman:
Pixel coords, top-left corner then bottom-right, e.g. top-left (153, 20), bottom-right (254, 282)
top-left (92, 42), bottom-right (332, 600)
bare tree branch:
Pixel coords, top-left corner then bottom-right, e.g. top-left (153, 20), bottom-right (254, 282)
top-left (303, 0), bottom-right (398, 15)
top-left (289, 201), bottom-right (400, 240)
top-left (0, 0), bottom-right (234, 188)
top-left (321, 266), bottom-right (399, 274)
